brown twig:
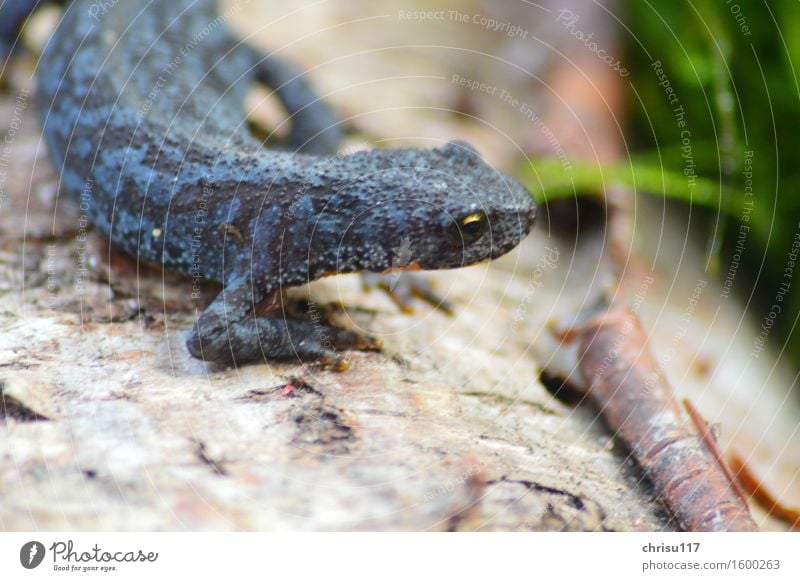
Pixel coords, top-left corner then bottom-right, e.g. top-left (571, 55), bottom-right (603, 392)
top-left (683, 398), bottom-right (750, 507)
top-left (559, 309), bottom-right (757, 531)
top-left (729, 452), bottom-right (800, 530)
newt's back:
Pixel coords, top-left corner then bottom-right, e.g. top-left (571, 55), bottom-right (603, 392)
top-left (42, 1), bottom-right (257, 173)
top-left (37, 0), bottom-right (262, 273)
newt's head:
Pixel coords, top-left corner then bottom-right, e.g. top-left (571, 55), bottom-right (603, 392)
top-left (330, 141), bottom-right (536, 273)
top-left (419, 140), bottom-right (536, 269)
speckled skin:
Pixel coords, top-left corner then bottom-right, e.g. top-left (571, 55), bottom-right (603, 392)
top-left (27, 0), bottom-right (536, 366)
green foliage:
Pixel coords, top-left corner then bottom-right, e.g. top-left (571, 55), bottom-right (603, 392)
top-left (520, 156), bottom-right (743, 213)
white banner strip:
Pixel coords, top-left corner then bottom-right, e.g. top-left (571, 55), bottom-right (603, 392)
top-left (1, 532), bottom-right (798, 580)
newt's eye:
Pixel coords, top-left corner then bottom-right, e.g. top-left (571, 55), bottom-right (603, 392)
top-left (446, 211), bottom-right (488, 247)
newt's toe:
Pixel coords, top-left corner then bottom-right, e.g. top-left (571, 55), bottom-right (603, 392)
top-left (361, 272), bottom-right (454, 316)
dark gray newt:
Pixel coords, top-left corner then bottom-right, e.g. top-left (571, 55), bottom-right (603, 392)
top-left (28, 0), bottom-right (536, 367)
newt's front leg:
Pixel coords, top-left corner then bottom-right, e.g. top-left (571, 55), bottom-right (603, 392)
top-left (186, 276), bottom-right (379, 368)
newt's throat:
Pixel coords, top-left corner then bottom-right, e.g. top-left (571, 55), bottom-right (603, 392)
top-left (381, 262), bottom-right (422, 274)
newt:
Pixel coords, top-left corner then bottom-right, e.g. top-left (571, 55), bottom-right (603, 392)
top-left (5, 0), bottom-right (536, 367)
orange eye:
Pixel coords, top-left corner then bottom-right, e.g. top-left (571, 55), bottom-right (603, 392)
top-left (446, 212), bottom-right (488, 246)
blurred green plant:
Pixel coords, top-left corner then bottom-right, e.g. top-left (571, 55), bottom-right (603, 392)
top-left (519, 156), bottom-right (744, 212)
top-left (520, 0), bottom-right (800, 368)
